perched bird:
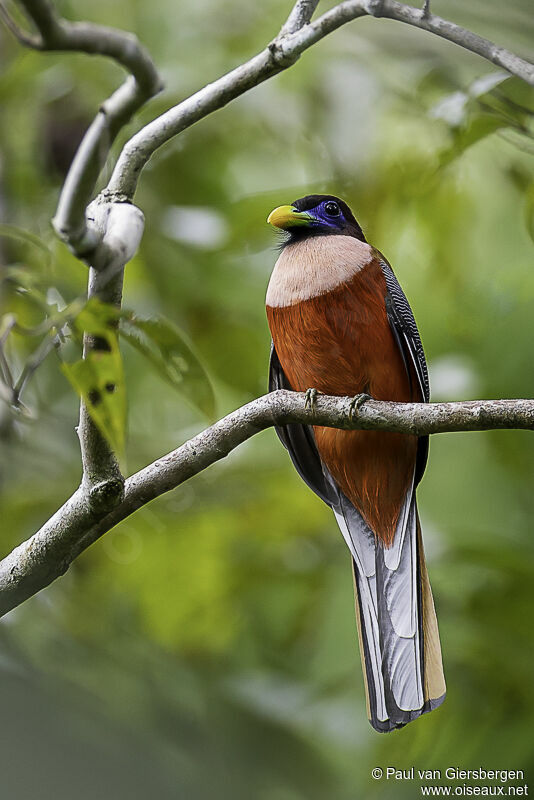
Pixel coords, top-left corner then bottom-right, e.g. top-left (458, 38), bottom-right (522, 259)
top-left (265, 194), bottom-right (445, 732)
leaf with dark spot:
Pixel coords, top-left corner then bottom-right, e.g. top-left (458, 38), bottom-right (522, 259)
top-left (61, 331), bottom-right (126, 458)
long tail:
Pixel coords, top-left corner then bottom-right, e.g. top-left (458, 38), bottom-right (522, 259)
top-left (333, 489), bottom-right (446, 732)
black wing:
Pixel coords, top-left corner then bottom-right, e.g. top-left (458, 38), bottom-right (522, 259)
top-left (269, 344), bottom-right (333, 506)
top-left (380, 259), bottom-right (429, 485)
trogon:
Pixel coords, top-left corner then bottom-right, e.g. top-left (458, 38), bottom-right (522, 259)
top-left (265, 194), bottom-right (445, 732)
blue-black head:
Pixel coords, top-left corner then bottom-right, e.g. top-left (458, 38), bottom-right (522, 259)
top-left (267, 194), bottom-right (366, 245)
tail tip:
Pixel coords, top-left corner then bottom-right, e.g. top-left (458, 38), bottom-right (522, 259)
top-left (369, 692), bottom-right (446, 733)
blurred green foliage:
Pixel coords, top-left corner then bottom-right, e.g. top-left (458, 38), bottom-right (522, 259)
top-left (1, 1), bottom-right (534, 798)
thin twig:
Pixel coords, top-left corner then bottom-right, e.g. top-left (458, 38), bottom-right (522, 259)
top-left (13, 333), bottom-right (60, 402)
top-left (0, 317), bottom-right (16, 392)
top-left (0, 1), bottom-right (41, 46)
top-left (0, 348), bottom-right (15, 396)
top-left (281, 0), bottom-right (321, 36)
top-left (16, 0), bottom-right (160, 89)
top-left (3, 0), bottom-right (162, 251)
top-left (106, 0), bottom-right (534, 201)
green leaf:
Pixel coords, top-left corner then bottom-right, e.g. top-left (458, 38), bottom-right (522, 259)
top-left (0, 223), bottom-right (52, 270)
top-left (455, 113), bottom-right (509, 151)
top-left (497, 77), bottom-right (534, 115)
top-left (61, 331), bottom-right (126, 459)
top-left (120, 315), bottom-right (215, 420)
top-left (484, 76), bottom-right (534, 133)
top-left (439, 113), bottom-right (509, 167)
top-left (70, 297), bottom-right (121, 340)
top-left (432, 72), bottom-right (533, 168)
top-left (3, 265), bottom-right (72, 324)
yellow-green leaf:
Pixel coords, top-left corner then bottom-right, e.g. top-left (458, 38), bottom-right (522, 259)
top-left (61, 333), bottom-right (126, 459)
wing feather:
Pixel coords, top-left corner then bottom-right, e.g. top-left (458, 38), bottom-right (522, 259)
top-left (380, 258), bottom-right (429, 485)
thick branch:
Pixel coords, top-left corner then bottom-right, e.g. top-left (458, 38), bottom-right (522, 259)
top-left (0, 390), bottom-right (533, 618)
top-left (107, 0), bottom-right (534, 200)
top-left (77, 257), bottom-right (126, 509)
top-left (76, 200), bottom-right (145, 508)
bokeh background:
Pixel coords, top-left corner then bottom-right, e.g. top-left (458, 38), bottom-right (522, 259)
top-left (1, 1), bottom-right (534, 797)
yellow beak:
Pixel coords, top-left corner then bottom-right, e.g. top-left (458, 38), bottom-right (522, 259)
top-left (267, 205), bottom-right (313, 229)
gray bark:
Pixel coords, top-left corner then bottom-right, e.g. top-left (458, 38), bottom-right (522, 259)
top-left (0, 390), bottom-right (533, 618)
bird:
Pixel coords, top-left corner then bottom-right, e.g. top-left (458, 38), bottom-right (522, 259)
top-left (265, 194), bottom-right (445, 732)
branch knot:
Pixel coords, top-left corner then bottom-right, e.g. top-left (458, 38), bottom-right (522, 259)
top-left (88, 478), bottom-right (125, 513)
top-left (366, 0), bottom-right (385, 19)
top-left (268, 39), bottom-right (300, 68)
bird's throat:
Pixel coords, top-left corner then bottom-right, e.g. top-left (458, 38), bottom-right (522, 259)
top-left (266, 234), bottom-right (373, 307)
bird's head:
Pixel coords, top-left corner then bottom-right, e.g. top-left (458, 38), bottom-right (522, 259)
top-left (267, 194), bottom-right (366, 245)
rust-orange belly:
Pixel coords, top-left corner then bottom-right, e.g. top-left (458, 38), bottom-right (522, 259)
top-left (267, 263), bottom-right (420, 545)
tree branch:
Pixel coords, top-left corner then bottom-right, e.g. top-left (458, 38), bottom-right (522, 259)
top-left (0, 1), bottom-right (40, 46)
top-left (368, 0), bottom-right (534, 82)
top-left (106, 0), bottom-right (534, 201)
top-left (1, 390), bottom-right (533, 618)
top-left (280, 0), bottom-right (321, 36)
top-left (2, 1), bottom-right (162, 504)
top-left (75, 200), bottom-right (145, 510)
top-left (3, 0), bottom-right (162, 252)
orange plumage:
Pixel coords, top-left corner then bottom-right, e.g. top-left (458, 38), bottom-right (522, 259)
top-left (267, 257), bottom-right (420, 545)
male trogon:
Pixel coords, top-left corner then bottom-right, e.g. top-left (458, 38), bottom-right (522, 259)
top-left (266, 194), bottom-right (445, 732)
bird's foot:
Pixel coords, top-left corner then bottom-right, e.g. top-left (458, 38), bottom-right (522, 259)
top-left (348, 393), bottom-right (371, 422)
top-left (304, 387), bottom-right (319, 411)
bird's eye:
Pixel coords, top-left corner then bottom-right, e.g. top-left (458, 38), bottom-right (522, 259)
top-left (324, 201), bottom-right (340, 217)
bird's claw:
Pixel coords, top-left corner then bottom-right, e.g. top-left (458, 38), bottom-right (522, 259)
top-left (348, 393), bottom-right (371, 422)
top-left (305, 388), bottom-right (318, 411)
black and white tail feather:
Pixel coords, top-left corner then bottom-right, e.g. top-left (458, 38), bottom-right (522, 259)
top-left (268, 260), bottom-right (446, 732)
top-left (331, 476), bottom-right (445, 731)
